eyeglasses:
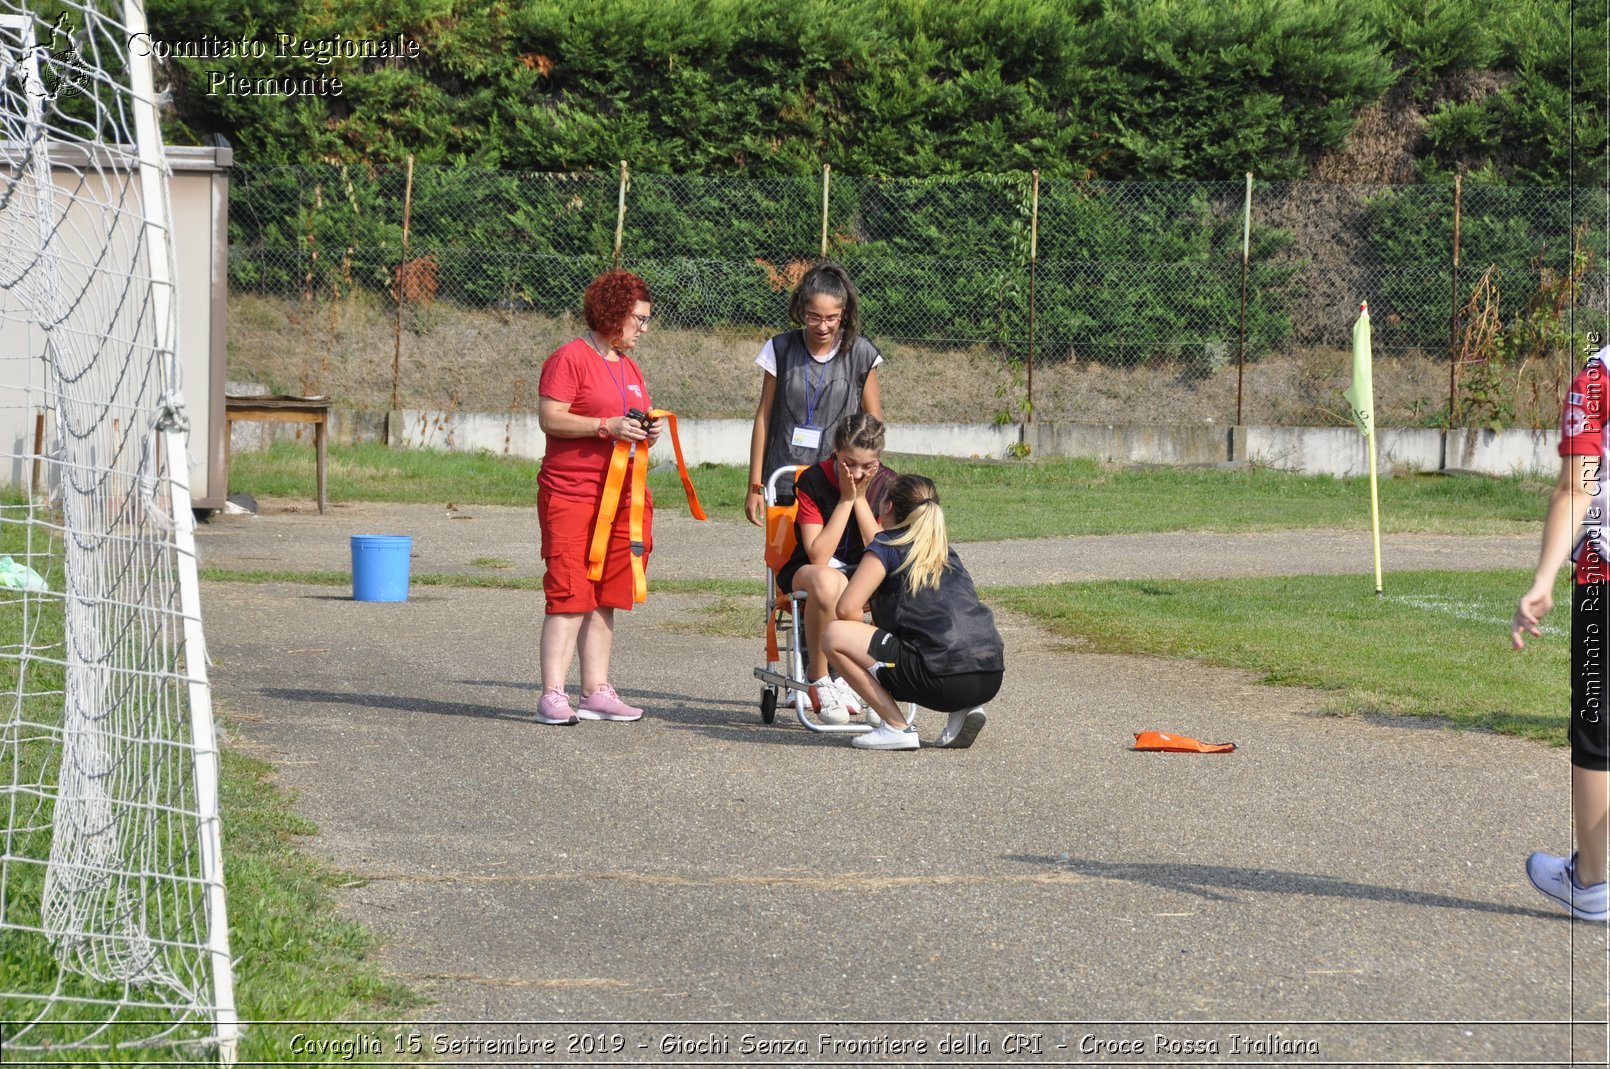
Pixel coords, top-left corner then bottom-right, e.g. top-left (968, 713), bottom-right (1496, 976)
top-left (802, 312), bottom-right (842, 327)
top-left (630, 313), bottom-right (652, 329)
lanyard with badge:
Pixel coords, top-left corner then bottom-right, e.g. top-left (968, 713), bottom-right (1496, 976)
top-left (594, 333), bottom-right (638, 455)
top-left (791, 350), bottom-right (829, 452)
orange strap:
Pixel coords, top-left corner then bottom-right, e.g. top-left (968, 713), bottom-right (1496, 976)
top-left (762, 467), bottom-right (809, 660)
top-left (649, 409), bottom-right (707, 521)
top-left (587, 440), bottom-right (631, 584)
top-left (1132, 731), bottom-right (1236, 754)
top-left (627, 437), bottom-right (648, 602)
top-left (766, 605), bottom-right (781, 661)
top-left (586, 409), bottom-right (705, 603)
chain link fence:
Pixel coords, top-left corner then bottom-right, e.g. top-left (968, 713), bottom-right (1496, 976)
top-left (227, 163), bottom-right (1609, 426)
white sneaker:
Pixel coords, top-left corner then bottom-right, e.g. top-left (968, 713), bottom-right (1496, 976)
top-left (850, 721), bottom-right (919, 750)
top-left (936, 707), bottom-right (987, 749)
top-left (1526, 851), bottom-right (1609, 921)
top-left (813, 677), bottom-right (851, 725)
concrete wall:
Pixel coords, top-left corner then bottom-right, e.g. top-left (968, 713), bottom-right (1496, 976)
top-left (1444, 427), bottom-right (1561, 476)
top-left (238, 408), bottom-right (1565, 479)
top-left (391, 411), bottom-right (1022, 469)
top-left (1241, 427), bottom-right (1448, 477)
top-left (1024, 422), bottom-right (1232, 467)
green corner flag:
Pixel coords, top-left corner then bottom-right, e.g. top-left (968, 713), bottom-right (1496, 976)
top-left (1344, 301), bottom-right (1374, 436)
top-left (1344, 301), bottom-right (1383, 594)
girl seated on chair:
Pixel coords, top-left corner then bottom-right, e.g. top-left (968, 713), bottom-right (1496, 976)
top-left (823, 474), bottom-right (1004, 751)
top-left (776, 412), bottom-right (898, 725)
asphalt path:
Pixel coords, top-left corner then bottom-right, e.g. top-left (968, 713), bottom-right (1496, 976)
top-left (197, 502), bottom-right (1606, 1067)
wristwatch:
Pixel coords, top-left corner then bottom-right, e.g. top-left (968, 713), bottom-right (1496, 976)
top-left (749, 482), bottom-right (765, 495)
top-left (595, 417), bottom-right (611, 440)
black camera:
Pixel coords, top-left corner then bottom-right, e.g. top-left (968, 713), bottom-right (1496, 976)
top-left (626, 407), bottom-right (654, 431)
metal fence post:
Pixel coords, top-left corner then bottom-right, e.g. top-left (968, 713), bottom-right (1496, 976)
top-left (820, 163), bottom-right (832, 260)
top-left (614, 160), bottom-right (629, 268)
top-left (1027, 169), bottom-right (1039, 424)
top-left (390, 153), bottom-right (414, 429)
top-left (1236, 171), bottom-right (1252, 427)
top-left (1448, 172), bottom-right (1462, 423)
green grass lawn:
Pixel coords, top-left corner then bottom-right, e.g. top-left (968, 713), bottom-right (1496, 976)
top-left (230, 442), bottom-right (1548, 541)
top-left (991, 568), bottom-right (1573, 744)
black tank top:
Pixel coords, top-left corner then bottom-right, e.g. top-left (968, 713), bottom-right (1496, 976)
top-left (762, 330), bottom-right (882, 478)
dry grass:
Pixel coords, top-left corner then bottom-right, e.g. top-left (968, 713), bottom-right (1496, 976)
top-left (226, 292), bottom-right (1522, 427)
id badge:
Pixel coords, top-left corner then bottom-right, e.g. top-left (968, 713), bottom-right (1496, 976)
top-left (790, 425), bottom-right (823, 451)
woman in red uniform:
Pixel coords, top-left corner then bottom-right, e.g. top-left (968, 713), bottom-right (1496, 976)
top-left (1513, 344), bottom-right (1607, 920)
top-left (535, 271), bottom-right (660, 725)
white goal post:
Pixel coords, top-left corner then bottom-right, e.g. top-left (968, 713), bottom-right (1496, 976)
top-left (0, 2), bottom-right (236, 1061)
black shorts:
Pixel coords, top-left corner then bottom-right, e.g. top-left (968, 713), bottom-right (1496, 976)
top-left (1572, 579), bottom-right (1607, 771)
top-left (775, 557), bottom-right (805, 595)
top-left (868, 628), bottom-right (1002, 713)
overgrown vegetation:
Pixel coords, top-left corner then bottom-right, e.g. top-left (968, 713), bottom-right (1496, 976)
top-left (1366, 183), bottom-right (1606, 355)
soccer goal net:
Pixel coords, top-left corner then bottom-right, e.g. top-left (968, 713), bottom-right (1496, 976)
top-left (0, 1), bottom-right (236, 1061)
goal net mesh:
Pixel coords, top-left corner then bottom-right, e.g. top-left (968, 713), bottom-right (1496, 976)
top-left (0, 1), bottom-right (234, 1058)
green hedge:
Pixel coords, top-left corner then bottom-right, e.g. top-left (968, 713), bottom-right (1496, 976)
top-left (151, 0), bottom-right (1407, 180)
top-left (147, 0), bottom-right (1603, 183)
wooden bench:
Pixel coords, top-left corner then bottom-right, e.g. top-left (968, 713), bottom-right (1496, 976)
top-left (225, 395), bottom-right (331, 514)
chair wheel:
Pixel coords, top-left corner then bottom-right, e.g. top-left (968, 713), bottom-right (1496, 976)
top-left (760, 688), bottom-right (777, 724)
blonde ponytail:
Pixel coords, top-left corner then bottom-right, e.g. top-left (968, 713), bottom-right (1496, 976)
top-left (883, 475), bottom-right (949, 595)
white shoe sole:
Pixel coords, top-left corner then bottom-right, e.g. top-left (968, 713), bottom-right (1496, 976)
top-left (937, 708), bottom-right (986, 749)
top-left (536, 714), bottom-right (578, 726)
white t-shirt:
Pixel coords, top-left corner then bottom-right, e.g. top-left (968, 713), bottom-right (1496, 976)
top-left (754, 337), bottom-right (882, 376)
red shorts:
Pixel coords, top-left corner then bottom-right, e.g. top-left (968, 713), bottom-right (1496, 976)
top-left (538, 487), bottom-right (653, 614)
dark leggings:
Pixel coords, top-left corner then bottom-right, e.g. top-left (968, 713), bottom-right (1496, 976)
top-left (1572, 578), bottom-right (1607, 771)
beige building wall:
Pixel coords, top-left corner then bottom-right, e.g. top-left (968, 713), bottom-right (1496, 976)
top-left (0, 143), bottom-right (231, 508)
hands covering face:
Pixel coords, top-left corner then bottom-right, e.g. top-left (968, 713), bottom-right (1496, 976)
top-left (837, 455), bottom-right (876, 503)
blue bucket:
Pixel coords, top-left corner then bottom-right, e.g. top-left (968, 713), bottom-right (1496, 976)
top-left (351, 535), bottom-right (413, 602)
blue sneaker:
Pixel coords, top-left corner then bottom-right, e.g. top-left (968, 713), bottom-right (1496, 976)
top-left (1526, 851), bottom-right (1609, 921)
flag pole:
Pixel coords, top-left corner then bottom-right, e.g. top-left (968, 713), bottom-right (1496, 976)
top-left (1366, 426), bottom-right (1383, 596)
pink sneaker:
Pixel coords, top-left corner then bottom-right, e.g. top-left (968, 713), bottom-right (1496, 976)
top-left (576, 683), bottom-right (644, 722)
top-left (536, 687), bottom-right (578, 725)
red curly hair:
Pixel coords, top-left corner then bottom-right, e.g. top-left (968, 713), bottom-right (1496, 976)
top-left (583, 270), bottom-right (652, 338)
